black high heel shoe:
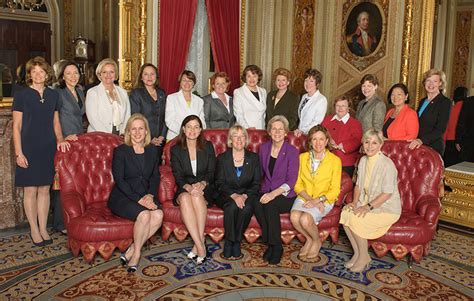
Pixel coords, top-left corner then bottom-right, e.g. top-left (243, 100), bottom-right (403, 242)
top-left (30, 234), bottom-right (44, 247)
top-left (43, 238), bottom-right (53, 245)
top-left (120, 246), bottom-right (133, 266)
top-left (127, 264), bottom-right (139, 273)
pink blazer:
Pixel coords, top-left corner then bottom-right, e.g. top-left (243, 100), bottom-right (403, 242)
top-left (384, 104), bottom-right (419, 140)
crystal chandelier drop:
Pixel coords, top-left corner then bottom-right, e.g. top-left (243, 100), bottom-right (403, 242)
top-left (1, 0), bottom-right (46, 12)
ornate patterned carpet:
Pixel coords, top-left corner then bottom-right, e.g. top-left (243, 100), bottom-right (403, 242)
top-left (0, 228), bottom-right (472, 300)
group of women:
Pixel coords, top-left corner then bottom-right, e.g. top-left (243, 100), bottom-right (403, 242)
top-left (12, 56), bottom-right (450, 273)
top-left (152, 114), bottom-right (399, 273)
top-left (170, 115), bottom-right (342, 266)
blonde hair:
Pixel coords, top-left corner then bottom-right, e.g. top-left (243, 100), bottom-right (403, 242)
top-left (96, 58), bottom-right (119, 81)
top-left (422, 68), bottom-right (447, 95)
top-left (266, 115), bottom-right (289, 133)
top-left (362, 128), bottom-right (384, 145)
top-left (123, 113), bottom-right (151, 146)
top-left (227, 124), bottom-right (249, 148)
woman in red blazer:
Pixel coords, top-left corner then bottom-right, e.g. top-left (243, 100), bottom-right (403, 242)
top-left (321, 96), bottom-right (362, 177)
top-left (383, 83), bottom-right (419, 141)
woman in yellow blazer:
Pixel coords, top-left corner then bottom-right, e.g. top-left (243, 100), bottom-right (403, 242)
top-left (290, 125), bottom-right (341, 261)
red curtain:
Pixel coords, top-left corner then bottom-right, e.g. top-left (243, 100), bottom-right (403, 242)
top-left (205, 0), bottom-right (241, 94)
top-left (159, 0), bottom-right (198, 94)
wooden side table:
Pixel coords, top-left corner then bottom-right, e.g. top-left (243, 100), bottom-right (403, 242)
top-left (442, 162), bottom-right (474, 228)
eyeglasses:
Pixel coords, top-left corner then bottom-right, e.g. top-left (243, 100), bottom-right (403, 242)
top-left (270, 128), bottom-right (285, 133)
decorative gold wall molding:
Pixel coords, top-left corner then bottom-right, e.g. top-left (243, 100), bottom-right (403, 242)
top-left (240, 0), bottom-right (246, 74)
top-left (415, 0), bottom-right (436, 105)
top-left (451, 10), bottom-right (472, 94)
top-left (118, 0), bottom-right (146, 90)
top-left (63, 0), bottom-right (73, 59)
top-left (400, 0), bottom-right (413, 85)
top-left (102, 0), bottom-right (110, 57)
top-left (400, 0), bottom-right (436, 108)
top-left (139, 0), bottom-right (147, 67)
top-left (291, 0), bottom-right (316, 95)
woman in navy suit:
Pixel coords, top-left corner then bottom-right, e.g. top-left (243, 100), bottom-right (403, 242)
top-left (215, 125), bottom-right (261, 259)
top-left (171, 115), bottom-right (216, 264)
top-left (409, 69), bottom-right (451, 155)
top-left (108, 113), bottom-right (163, 272)
top-left (254, 116), bottom-right (299, 264)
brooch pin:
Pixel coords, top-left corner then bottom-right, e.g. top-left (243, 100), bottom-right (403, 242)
top-left (39, 98), bottom-right (45, 103)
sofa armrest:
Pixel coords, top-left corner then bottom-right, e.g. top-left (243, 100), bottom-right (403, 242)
top-left (334, 172), bottom-right (354, 207)
top-left (159, 165), bottom-right (176, 204)
top-left (60, 191), bottom-right (86, 225)
top-left (416, 195), bottom-right (442, 225)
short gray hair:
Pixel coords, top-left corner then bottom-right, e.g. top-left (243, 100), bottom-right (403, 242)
top-left (266, 115), bottom-right (290, 133)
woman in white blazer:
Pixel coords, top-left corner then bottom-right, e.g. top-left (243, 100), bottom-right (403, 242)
top-left (86, 58), bottom-right (130, 134)
top-left (295, 68), bottom-right (328, 136)
top-left (165, 70), bottom-right (206, 141)
top-left (233, 65), bottom-right (267, 129)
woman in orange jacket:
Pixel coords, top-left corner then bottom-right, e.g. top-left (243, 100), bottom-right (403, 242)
top-left (383, 83), bottom-right (419, 141)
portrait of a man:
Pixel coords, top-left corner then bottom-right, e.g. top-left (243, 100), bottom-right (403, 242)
top-left (345, 2), bottom-right (383, 57)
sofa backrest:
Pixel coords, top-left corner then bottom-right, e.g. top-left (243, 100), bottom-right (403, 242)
top-left (162, 129), bottom-right (308, 165)
top-left (55, 132), bottom-right (122, 206)
top-left (381, 141), bottom-right (443, 213)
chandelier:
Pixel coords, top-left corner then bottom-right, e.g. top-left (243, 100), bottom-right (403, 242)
top-left (1, 0), bottom-right (45, 12)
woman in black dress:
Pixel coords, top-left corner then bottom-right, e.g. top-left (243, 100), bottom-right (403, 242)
top-left (130, 63), bottom-right (167, 162)
top-left (12, 57), bottom-right (70, 247)
top-left (108, 113), bottom-right (164, 272)
top-left (215, 125), bottom-right (261, 259)
top-left (171, 115), bottom-right (216, 264)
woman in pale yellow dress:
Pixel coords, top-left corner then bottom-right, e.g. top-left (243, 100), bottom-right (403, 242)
top-left (340, 129), bottom-right (401, 272)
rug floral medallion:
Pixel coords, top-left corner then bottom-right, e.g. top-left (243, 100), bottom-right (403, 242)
top-left (0, 229), bottom-right (472, 300)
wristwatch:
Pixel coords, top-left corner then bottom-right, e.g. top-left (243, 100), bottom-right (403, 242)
top-left (367, 203), bottom-right (373, 210)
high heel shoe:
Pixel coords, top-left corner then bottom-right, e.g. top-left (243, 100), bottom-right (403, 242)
top-left (306, 253), bottom-right (319, 260)
top-left (43, 238), bottom-right (53, 245)
top-left (187, 250), bottom-right (197, 260)
top-left (344, 261), bottom-right (355, 269)
top-left (127, 264), bottom-right (139, 273)
top-left (120, 246), bottom-right (133, 266)
top-left (29, 234), bottom-right (44, 247)
top-left (196, 255), bottom-right (207, 265)
top-left (350, 260), bottom-right (371, 273)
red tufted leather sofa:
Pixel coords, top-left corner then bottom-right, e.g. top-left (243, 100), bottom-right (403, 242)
top-left (55, 133), bottom-right (134, 263)
top-left (347, 141), bottom-right (443, 263)
top-left (159, 129), bottom-right (353, 245)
